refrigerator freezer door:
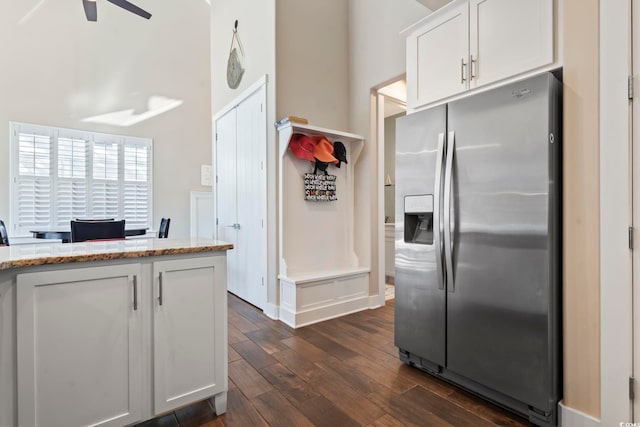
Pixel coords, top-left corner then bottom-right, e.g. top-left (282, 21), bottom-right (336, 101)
top-left (446, 73), bottom-right (560, 411)
top-left (394, 105), bottom-right (447, 366)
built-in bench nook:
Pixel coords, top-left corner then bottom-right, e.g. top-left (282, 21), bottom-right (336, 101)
top-left (277, 122), bottom-right (373, 328)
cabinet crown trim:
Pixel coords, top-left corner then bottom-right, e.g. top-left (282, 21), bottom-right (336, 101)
top-left (400, 0), bottom-right (467, 36)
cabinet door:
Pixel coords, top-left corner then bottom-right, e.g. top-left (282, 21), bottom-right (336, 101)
top-left (469, 0), bottom-right (553, 88)
top-left (17, 264), bottom-right (142, 427)
top-left (407, 2), bottom-right (469, 109)
top-left (153, 256), bottom-right (227, 414)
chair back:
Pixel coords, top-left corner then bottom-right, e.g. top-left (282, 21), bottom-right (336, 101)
top-left (158, 218), bottom-right (170, 238)
top-left (71, 220), bottom-right (125, 243)
top-left (0, 220), bottom-right (9, 246)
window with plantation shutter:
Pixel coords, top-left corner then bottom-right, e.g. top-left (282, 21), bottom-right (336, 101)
top-left (10, 122), bottom-right (153, 236)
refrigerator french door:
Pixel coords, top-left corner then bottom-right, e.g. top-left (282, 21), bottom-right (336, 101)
top-left (395, 72), bottom-right (561, 426)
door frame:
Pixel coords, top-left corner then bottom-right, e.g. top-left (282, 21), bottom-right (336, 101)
top-left (212, 75), bottom-right (268, 309)
top-left (372, 75), bottom-right (407, 305)
top-left (600, 0), bottom-right (633, 424)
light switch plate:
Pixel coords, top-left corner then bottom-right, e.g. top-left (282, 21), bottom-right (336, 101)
top-left (201, 164), bottom-right (212, 186)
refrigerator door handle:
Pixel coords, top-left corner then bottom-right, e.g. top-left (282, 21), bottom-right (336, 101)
top-left (444, 130), bottom-right (455, 292)
top-left (434, 132), bottom-right (446, 290)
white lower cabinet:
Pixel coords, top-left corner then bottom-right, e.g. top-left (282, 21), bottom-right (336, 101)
top-left (17, 265), bottom-right (143, 427)
top-left (16, 255), bottom-right (227, 427)
top-left (153, 257), bottom-right (227, 415)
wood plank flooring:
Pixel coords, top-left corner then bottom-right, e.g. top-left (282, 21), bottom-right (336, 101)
top-left (137, 293), bottom-right (534, 427)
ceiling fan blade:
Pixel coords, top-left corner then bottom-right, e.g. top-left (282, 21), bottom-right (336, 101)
top-left (82, 0), bottom-right (97, 21)
top-left (106, 0), bottom-right (151, 19)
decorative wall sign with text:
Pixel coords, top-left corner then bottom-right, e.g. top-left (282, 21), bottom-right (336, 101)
top-left (304, 173), bottom-right (337, 201)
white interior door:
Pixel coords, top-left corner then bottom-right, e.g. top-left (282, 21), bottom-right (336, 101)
top-left (235, 85), bottom-right (267, 308)
top-left (215, 108), bottom-right (239, 296)
top-left (214, 82), bottom-right (267, 310)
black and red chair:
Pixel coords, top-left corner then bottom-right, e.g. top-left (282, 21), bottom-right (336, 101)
top-left (71, 220), bottom-right (125, 243)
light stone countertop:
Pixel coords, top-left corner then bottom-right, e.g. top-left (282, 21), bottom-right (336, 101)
top-left (0, 238), bottom-right (233, 271)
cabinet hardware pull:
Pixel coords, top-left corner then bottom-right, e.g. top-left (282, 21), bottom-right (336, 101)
top-left (159, 272), bottom-right (164, 306)
top-left (133, 275), bottom-right (138, 311)
top-left (470, 55), bottom-right (477, 80)
top-left (460, 59), bottom-right (467, 84)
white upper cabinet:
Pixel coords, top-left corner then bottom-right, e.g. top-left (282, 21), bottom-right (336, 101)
top-left (469, 0), bottom-right (553, 88)
top-left (408, 2), bottom-right (469, 108)
top-left (406, 0), bottom-right (554, 110)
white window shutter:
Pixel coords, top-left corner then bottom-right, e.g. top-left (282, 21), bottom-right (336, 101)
top-left (92, 141), bottom-right (120, 219)
top-left (17, 178), bottom-right (51, 230)
top-left (91, 182), bottom-right (120, 218)
top-left (18, 132), bottom-right (50, 177)
top-left (56, 137), bottom-right (88, 226)
top-left (123, 144), bottom-right (150, 228)
top-left (15, 131), bottom-right (52, 233)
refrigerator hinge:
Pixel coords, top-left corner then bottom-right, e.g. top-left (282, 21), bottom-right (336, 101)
top-left (630, 377), bottom-right (635, 400)
top-left (629, 76), bottom-right (634, 100)
top-left (630, 226), bottom-right (634, 250)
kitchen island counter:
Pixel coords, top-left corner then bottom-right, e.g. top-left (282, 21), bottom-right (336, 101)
top-left (0, 238), bottom-right (231, 427)
top-left (0, 238), bottom-right (233, 270)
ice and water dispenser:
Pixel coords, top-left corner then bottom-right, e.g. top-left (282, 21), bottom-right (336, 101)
top-left (404, 195), bottom-right (433, 245)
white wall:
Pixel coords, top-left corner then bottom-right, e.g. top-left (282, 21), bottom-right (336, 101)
top-left (0, 0), bottom-right (212, 238)
top-left (210, 0), bottom-right (276, 114)
top-left (276, 0), bottom-right (350, 131)
top-left (211, 0), bottom-right (351, 314)
top-left (348, 0), bottom-right (429, 292)
top-left (210, 0), bottom-right (278, 312)
top-left (210, 0), bottom-right (428, 310)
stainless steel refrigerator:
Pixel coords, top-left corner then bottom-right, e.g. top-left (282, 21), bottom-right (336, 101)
top-left (394, 71), bottom-right (561, 426)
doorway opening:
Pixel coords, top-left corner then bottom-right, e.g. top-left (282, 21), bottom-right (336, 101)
top-left (373, 77), bottom-right (407, 303)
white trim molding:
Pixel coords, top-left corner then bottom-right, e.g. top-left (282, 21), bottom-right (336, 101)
top-left (559, 402), bottom-right (601, 427)
top-left (263, 303), bottom-right (279, 321)
top-left (600, 0), bottom-right (633, 425)
top-left (189, 191), bottom-right (214, 239)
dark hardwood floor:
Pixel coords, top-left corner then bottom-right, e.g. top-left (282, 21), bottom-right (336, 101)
top-left (137, 293), bottom-right (534, 427)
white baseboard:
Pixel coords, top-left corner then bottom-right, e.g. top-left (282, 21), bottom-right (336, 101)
top-left (279, 296), bottom-right (370, 328)
top-left (559, 401), bottom-right (601, 427)
top-left (263, 302), bottom-right (279, 320)
top-left (369, 294), bottom-right (384, 309)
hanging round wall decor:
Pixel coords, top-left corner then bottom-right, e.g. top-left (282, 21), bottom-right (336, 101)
top-left (226, 20), bottom-right (245, 89)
